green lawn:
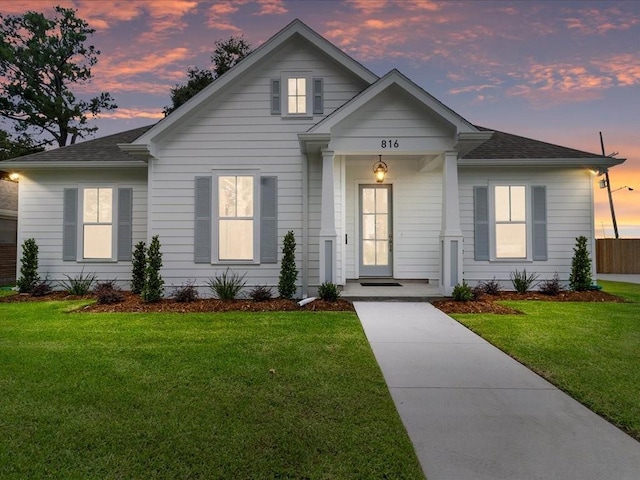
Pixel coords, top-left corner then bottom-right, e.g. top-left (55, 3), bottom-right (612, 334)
top-left (454, 281), bottom-right (640, 440)
top-left (0, 301), bottom-right (424, 479)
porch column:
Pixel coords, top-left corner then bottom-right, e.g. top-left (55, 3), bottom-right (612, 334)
top-left (440, 151), bottom-right (464, 296)
top-left (319, 148), bottom-right (337, 284)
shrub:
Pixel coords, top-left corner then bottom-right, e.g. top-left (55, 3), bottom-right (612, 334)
top-left (248, 284), bottom-right (273, 302)
top-left (131, 241), bottom-right (146, 294)
top-left (278, 230), bottom-right (298, 299)
top-left (142, 235), bottom-right (164, 303)
top-left (94, 281), bottom-right (125, 304)
top-left (31, 276), bottom-right (52, 297)
top-left (452, 281), bottom-right (473, 302)
top-left (510, 269), bottom-right (539, 294)
top-left (171, 281), bottom-right (199, 303)
top-left (58, 269), bottom-right (96, 295)
top-left (539, 273), bottom-right (565, 296)
top-left (317, 282), bottom-right (340, 302)
top-left (208, 268), bottom-right (246, 300)
top-left (17, 238), bottom-right (40, 293)
top-left (569, 235), bottom-right (592, 291)
top-left (477, 277), bottom-right (502, 295)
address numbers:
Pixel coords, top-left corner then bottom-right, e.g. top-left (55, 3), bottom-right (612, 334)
top-left (381, 139), bottom-right (399, 149)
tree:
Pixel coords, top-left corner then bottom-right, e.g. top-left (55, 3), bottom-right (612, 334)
top-left (278, 231), bottom-right (298, 299)
top-left (0, 130), bottom-right (43, 160)
top-left (164, 36), bottom-right (252, 115)
top-left (569, 236), bottom-right (593, 291)
top-left (0, 6), bottom-right (116, 148)
top-left (17, 238), bottom-right (40, 293)
top-left (141, 235), bottom-right (164, 303)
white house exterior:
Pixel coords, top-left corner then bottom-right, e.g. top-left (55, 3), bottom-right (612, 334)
top-left (5, 20), bottom-right (624, 296)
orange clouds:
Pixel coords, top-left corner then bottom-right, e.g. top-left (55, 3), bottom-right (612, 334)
top-left (565, 7), bottom-right (639, 35)
top-left (99, 107), bottom-right (164, 119)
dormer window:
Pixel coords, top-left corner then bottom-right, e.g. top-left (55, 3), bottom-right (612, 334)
top-left (271, 74), bottom-right (323, 116)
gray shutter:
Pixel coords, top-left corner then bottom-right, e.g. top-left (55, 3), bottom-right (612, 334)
top-left (194, 176), bottom-right (212, 263)
top-left (260, 176), bottom-right (278, 263)
top-left (474, 186), bottom-right (489, 261)
top-left (532, 186), bottom-right (547, 261)
top-left (313, 78), bottom-right (323, 114)
top-left (117, 188), bottom-right (133, 261)
top-left (271, 79), bottom-right (281, 115)
top-left (62, 188), bottom-right (78, 261)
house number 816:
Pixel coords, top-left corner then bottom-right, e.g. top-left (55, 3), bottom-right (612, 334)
top-left (381, 139), bottom-right (399, 148)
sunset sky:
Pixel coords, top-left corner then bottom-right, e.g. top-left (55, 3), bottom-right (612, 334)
top-left (4, 0), bottom-right (639, 237)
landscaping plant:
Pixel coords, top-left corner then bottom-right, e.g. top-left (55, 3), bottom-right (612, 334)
top-left (318, 281), bottom-right (340, 302)
top-left (569, 235), bottom-right (592, 291)
top-left (171, 281), bottom-right (199, 303)
top-left (477, 277), bottom-right (502, 295)
top-left (131, 241), bottom-right (146, 294)
top-left (510, 269), bottom-right (539, 293)
top-left (278, 230), bottom-right (298, 299)
top-left (452, 281), bottom-right (474, 302)
top-left (30, 276), bottom-right (52, 297)
top-left (207, 268), bottom-right (246, 300)
top-left (16, 237), bottom-right (40, 293)
top-left (539, 273), bottom-right (565, 296)
top-left (248, 284), bottom-right (273, 302)
top-left (141, 235), bottom-right (164, 303)
top-left (93, 281), bottom-right (125, 304)
top-left (58, 269), bottom-right (96, 295)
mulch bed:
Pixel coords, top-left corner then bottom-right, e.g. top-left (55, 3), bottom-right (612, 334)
top-left (433, 290), bottom-right (626, 315)
top-left (0, 291), bottom-right (355, 313)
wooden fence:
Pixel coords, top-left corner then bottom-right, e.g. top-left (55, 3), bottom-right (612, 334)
top-left (596, 239), bottom-right (640, 274)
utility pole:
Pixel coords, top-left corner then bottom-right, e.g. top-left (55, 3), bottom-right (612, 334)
top-left (599, 132), bottom-right (619, 239)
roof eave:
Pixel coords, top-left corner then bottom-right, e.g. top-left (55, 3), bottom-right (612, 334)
top-left (2, 160), bottom-right (148, 169)
top-left (458, 157), bottom-right (626, 168)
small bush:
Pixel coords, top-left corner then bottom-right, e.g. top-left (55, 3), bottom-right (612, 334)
top-left (278, 230), bottom-right (298, 299)
top-left (208, 268), bottom-right (246, 300)
top-left (317, 282), bottom-right (340, 302)
top-left (142, 235), bottom-right (164, 303)
top-left (510, 269), bottom-right (539, 294)
top-left (171, 281), bottom-right (199, 303)
top-left (539, 273), bottom-right (565, 296)
top-left (58, 269), bottom-right (96, 295)
top-left (248, 284), bottom-right (273, 302)
top-left (131, 241), bottom-right (146, 294)
top-left (17, 238), bottom-right (40, 293)
top-left (94, 281), bottom-right (125, 305)
top-left (477, 277), bottom-right (502, 296)
top-left (31, 276), bottom-right (52, 297)
top-left (569, 235), bottom-right (592, 291)
top-left (452, 281), bottom-right (474, 302)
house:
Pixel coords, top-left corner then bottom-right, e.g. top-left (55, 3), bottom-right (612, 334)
top-left (0, 174), bottom-right (19, 285)
top-left (3, 19), bottom-right (624, 296)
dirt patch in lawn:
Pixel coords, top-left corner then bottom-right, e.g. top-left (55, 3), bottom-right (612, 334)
top-left (0, 291), bottom-right (355, 313)
top-left (433, 290), bottom-right (626, 315)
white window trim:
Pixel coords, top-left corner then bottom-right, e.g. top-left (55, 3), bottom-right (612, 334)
top-left (77, 184), bottom-right (118, 262)
top-left (488, 182), bottom-right (532, 262)
top-left (280, 71), bottom-right (312, 118)
top-left (212, 169), bottom-right (260, 264)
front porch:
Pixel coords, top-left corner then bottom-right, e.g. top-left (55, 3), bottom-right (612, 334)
top-left (341, 279), bottom-right (442, 301)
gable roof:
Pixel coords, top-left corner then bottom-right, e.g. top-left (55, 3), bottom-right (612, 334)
top-left (1, 125), bottom-right (153, 168)
top-left (129, 19), bottom-right (379, 149)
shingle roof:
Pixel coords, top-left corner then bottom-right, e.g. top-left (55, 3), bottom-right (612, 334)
top-left (463, 127), bottom-right (606, 159)
top-left (1, 124), bottom-right (154, 164)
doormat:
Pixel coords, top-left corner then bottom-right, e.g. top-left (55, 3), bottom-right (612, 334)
top-left (360, 282), bottom-right (402, 287)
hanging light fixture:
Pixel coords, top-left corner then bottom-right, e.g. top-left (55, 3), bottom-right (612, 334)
top-left (373, 155), bottom-right (388, 183)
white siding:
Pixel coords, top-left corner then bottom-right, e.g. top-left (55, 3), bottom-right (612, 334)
top-left (460, 167), bottom-right (594, 286)
top-left (148, 40), bottom-right (368, 292)
top-left (17, 168), bottom-right (147, 286)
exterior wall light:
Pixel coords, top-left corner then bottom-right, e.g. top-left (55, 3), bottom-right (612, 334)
top-left (373, 155), bottom-right (388, 183)
top-left (8, 173), bottom-right (20, 182)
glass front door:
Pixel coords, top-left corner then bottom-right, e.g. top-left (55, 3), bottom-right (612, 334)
top-left (359, 184), bottom-right (392, 277)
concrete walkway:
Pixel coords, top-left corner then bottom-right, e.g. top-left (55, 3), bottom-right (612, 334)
top-left (355, 302), bottom-right (640, 480)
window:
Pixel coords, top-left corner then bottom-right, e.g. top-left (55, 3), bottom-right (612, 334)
top-left (218, 175), bottom-right (254, 260)
top-left (82, 187), bottom-right (113, 259)
top-left (494, 185), bottom-right (526, 258)
top-left (473, 185), bottom-right (547, 262)
top-left (287, 77), bottom-right (306, 114)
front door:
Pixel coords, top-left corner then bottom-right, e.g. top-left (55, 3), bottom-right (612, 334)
top-left (359, 184), bottom-right (392, 277)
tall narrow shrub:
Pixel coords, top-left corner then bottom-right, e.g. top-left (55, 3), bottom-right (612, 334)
top-left (131, 241), bottom-right (146, 294)
top-left (569, 235), bottom-right (592, 291)
top-left (141, 235), bottom-right (164, 302)
top-left (17, 238), bottom-right (40, 293)
top-left (278, 230), bottom-right (298, 299)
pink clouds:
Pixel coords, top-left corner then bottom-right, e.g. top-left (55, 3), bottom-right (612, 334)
top-left (99, 107), bottom-right (164, 119)
top-left (564, 7), bottom-right (639, 35)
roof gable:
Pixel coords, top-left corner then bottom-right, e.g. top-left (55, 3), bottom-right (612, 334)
top-left (131, 19), bottom-right (379, 148)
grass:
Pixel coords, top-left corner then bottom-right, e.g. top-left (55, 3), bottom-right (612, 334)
top-left (0, 301), bottom-right (424, 479)
top-left (0, 287), bottom-right (16, 297)
top-left (453, 281), bottom-right (640, 440)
